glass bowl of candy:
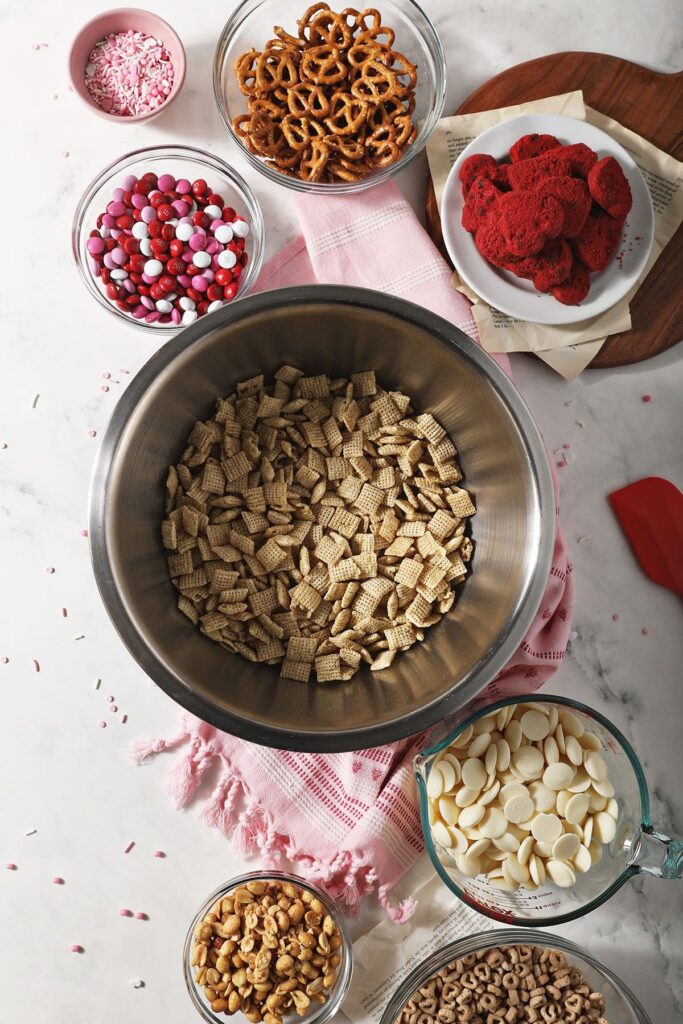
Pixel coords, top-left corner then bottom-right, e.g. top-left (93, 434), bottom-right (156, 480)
top-left (72, 144), bottom-right (265, 331)
top-left (415, 694), bottom-right (682, 926)
top-left (213, 0), bottom-right (446, 193)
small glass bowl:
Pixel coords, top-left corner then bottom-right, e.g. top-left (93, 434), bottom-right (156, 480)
top-left (72, 144), bottom-right (265, 333)
top-left (183, 871), bottom-right (353, 1024)
top-left (213, 0), bottom-right (446, 194)
top-left (380, 929), bottom-right (652, 1024)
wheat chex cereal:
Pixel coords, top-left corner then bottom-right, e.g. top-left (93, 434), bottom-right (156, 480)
top-left (162, 367), bottom-right (475, 682)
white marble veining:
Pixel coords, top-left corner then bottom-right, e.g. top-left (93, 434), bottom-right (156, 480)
top-left (1, 2), bottom-right (681, 1022)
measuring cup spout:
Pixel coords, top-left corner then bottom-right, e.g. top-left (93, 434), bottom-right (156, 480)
top-left (633, 827), bottom-right (683, 879)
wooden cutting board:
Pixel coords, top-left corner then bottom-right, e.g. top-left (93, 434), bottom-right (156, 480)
top-left (425, 52), bottom-right (683, 369)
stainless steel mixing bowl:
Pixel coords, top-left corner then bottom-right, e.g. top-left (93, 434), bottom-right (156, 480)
top-left (89, 286), bottom-right (554, 751)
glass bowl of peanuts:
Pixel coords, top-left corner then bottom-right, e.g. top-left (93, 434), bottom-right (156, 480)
top-left (183, 872), bottom-right (352, 1024)
top-left (213, 0), bottom-right (446, 192)
top-left (381, 930), bottom-right (653, 1024)
top-left (416, 695), bottom-right (683, 927)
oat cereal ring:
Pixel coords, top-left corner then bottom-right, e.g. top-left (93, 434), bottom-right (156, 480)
top-left (300, 44), bottom-right (348, 85)
top-left (287, 81), bottom-right (331, 119)
top-left (324, 92), bottom-right (368, 135)
top-left (365, 123), bottom-right (401, 167)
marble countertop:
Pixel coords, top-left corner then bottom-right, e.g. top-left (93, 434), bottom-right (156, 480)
top-left (1, 1), bottom-right (681, 1022)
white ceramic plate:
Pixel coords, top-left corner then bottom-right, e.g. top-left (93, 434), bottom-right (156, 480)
top-left (441, 114), bottom-right (654, 326)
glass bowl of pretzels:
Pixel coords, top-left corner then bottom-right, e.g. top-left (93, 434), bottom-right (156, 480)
top-left (213, 0), bottom-right (446, 191)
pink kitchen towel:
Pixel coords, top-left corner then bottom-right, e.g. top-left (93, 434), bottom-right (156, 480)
top-left (132, 182), bottom-right (574, 920)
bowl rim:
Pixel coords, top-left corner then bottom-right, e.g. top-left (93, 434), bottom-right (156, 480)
top-left (378, 927), bottom-right (653, 1024)
top-left (71, 143), bottom-right (265, 331)
top-left (88, 285), bottom-right (555, 752)
top-left (67, 7), bottom-right (187, 123)
top-left (212, 0), bottom-right (447, 193)
top-left (182, 870), bottom-right (353, 1024)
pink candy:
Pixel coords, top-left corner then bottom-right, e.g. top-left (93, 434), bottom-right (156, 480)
top-left (84, 30), bottom-right (175, 118)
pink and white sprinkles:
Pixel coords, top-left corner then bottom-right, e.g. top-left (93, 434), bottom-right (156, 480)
top-left (86, 171), bottom-right (250, 325)
top-left (85, 30), bottom-right (174, 117)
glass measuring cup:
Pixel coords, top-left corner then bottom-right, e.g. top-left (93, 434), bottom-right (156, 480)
top-left (415, 694), bottom-right (683, 926)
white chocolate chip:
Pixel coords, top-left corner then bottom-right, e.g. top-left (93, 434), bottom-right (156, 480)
top-left (520, 709), bottom-right (550, 741)
top-left (461, 757), bottom-right (487, 790)
top-left (545, 858), bottom-right (576, 888)
top-left (531, 813), bottom-right (562, 845)
top-left (542, 762), bottom-right (575, 791)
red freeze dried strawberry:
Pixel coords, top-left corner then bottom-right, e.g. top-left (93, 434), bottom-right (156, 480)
top-left (550, 143), bottom-right (598, 178)
top-left (551, 261), bottom-right (591, 304)
top-left (462, 176), bottom-right (502, 230)
top-left (571, 212), bottom-right (623, 272)
top-left (507, 151), bottom-right (573, 191)
top-left (459, 154), bottom-right (498, 191)
top-left (509, 239), bottom-right (574, 291)
top-left (498, 191), bottom-right (565, 256)
top-left (474, 217), bottom-right (517, 267)
top-left (537, 176), bottom-right (591, 237)
top-left (509, 133), bottom-right (560, 162)
top-left (588, 156), bottom-right (633, 220)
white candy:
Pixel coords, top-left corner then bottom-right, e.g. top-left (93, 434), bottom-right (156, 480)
top-left (217, 249), bottom-right (237, 270)
top-left (140, 239), bottom-right (153, 257)
top-left (181, 310), bottom-right (198, 326)
top-left (144, 259), bottom-right (163, 277)
top-left (231, 218), bottom-right (250, 238)
top-left (504, 795), bottom-right (534, 824)
top-left (176, 222), bottom-right (194, 242)
top-left (438, 796), bottom-right (459, 825)
top-left (458, 803), bottom-right (485, 828)
top-left (565, 790), bottom-right (589, 823)
top-left (545, 858), bottom-right (576, 888)
top-left (179, 297), bottom-right (196, 312)
top-left (436, 759), bottom-right (457, 793)
top-left (543, 761), bottom-right (575, 791)
top-left (531, 813), bottom-right (562, 844)
top-left (427, 766), bottom-right (444, 799)
top-left (431, 821), bottom-right (452, 848)
top-left (204, 204), bottom-right (222, 219)
top-left (110, 268), bottom-right (128, 281)
top-left (209, 300), bottom-right (224, 315)
top-left (214, 223), bottom-right (234, 244)
top-left (520, 710), bottom-right (550, 741)
top-left (155, 299), bottom-right (173, 313)
top-left (192, 250), bottom-right (212, 269)
top-left (132, 222), bottom-right (149, 239)
top-left (461, 757), bottom-right (486, 790)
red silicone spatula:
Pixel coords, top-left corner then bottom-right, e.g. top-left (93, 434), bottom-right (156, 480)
top-left (608, 477), bottom-right (683, 597)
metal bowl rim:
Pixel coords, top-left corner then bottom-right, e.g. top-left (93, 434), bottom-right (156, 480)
top-left (88, 285), bottom-right (555, 751)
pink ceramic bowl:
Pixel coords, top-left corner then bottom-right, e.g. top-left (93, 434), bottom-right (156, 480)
top-left (68, 8), bottom-right (186, 123)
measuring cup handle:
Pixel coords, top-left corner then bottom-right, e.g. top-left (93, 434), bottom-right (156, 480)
top-left (634, 827), bottom-right (683, 880)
